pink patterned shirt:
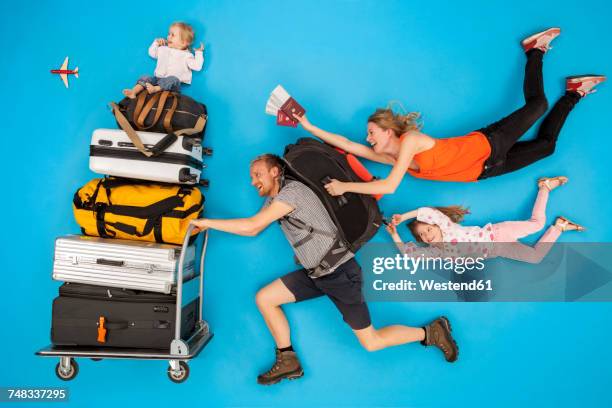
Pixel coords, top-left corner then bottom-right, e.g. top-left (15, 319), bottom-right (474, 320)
top-left (402, 207), bottom-right (495, 258)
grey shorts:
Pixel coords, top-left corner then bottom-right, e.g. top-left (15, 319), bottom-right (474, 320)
top-left (280, 258), bottom-right (371, 330)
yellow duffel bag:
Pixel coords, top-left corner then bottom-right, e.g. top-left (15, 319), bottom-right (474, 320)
top-left (73, 177), bottom-right (203, 245)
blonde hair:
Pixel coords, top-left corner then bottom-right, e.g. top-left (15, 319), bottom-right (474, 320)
top-left (250, 154), bottom-right (283, 171)
top-left (367, 102), bottom-right (421, 137)
top-left (408, 206), bottom-right (470, 243)
top-left (171, 22), bottom-right (195, 48)
top-left (250, 154), bottom-right (284, 182)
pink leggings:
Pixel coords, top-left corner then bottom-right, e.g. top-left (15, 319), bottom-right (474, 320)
top-left (491, 188), bottom-right (561, 264)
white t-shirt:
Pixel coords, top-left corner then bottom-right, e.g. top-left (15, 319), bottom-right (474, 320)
top-left (148, 41), bottom-right (204, 84)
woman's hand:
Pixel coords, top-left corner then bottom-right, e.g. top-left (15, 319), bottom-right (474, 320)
top-left (195, 42), bottom-right (205, 52)
top-left (293, 112), bottom-right (314, 131)
top-left (190, 218), bottom-right (209, 234)
top-left (324, 179), bottom-right (347, 196)
top-left (385, 223), bottom-right (398, 235)
top-left (391, 214), bottom-right (403, 226)
top-left (156, 38), bottom-right (167, 46)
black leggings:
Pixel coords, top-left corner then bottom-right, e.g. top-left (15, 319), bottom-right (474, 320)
top-left (478, 49), bottom-right (581, 179)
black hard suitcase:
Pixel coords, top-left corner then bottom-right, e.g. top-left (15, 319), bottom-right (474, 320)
top-left (51, 283), bottom-right (197, 349)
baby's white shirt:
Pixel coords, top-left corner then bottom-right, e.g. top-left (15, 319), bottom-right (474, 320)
top-left (148, 41), bottom-right (204, 84)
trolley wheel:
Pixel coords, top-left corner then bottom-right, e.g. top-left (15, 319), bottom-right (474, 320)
top-left (55, 360), bottom-right (79, 381)
top-left (167, 361), bottom-right (190, 383)
top-left (204, 147), bottom-right (213, 156)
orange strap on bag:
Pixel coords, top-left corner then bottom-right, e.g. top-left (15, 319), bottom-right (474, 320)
top-left (335, 148), bottom-right (383, 201)
top-left (97, 317), bottom-right (107, 343)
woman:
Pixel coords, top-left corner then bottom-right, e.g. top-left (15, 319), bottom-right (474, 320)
top-left (386, 176), bottom-right (584, 264)
top-left (293, 28), bottom-right (606, 197)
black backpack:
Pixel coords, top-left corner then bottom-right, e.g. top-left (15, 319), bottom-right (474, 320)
top-left (115, 91), bottom-right (207, 136)
top-left (282, 138), bottom-right (383, 271)
top-left (109, 91), bottom-right (208, 158)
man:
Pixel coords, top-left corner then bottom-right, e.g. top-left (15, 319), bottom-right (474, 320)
top-left (191, 154), bottom-right (459, 385)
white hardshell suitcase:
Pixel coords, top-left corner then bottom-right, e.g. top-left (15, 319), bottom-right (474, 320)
top-left (89, 129), bottom-right (211, 185)
top-left (53, 235), bottom-right (196, 294)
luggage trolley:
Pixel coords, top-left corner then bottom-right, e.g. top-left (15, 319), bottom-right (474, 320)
top-left (36, 226), bottom-right (213, 383)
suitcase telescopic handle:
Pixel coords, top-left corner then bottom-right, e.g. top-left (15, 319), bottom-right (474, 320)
top-left (96, 258), bottom-right (125, 267)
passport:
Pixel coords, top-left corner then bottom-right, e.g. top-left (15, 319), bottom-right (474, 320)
top-left (266, 85), bottom-right (305, 127)
top-left (276, 110), bottom-right (298, 127)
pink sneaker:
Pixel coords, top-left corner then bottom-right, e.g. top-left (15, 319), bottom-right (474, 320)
top-left (521, 27), bottom-right (561, 53)
top-left (566, 75), bottom-right (607, 97)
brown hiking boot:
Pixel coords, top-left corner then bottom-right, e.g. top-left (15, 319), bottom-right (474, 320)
top-left (422, 316), bottom-right (459, 362)
top-left (257, 349), bottom-right (304, 385)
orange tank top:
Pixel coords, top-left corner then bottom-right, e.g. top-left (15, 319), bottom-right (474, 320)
top-left (404, 131), bottom-right (491, 182)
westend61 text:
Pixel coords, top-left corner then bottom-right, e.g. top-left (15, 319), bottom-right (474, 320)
top-left (372, 279), bottom-right (493, 292)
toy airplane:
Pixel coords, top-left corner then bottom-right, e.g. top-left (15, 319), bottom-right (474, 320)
top-left (50, 57), bottom-right (79, 88)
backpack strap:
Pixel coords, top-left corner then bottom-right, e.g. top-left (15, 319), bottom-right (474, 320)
top-left (281, 215), bottom-right (350, 273)
top-left (110, 103), bottom-right (153, 157)
top-left (282, 215), bottom-right (335, 248)
top-left (310, 238), bottom-right (350, 276)
top-left (133, 91), bottom-right (147, 122)
top-left (136, 91), bottom-right (171, 130)
top-left (162, 94), bottom-right (179, 133)
top-left (111, 100), bottom-right (193, 157)
top-left (174, 114), bottom-right (207, 137)
top-left (140, 91), bottom-right (207, 136)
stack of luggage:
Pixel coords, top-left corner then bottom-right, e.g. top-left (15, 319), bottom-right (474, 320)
top-left (50, 91), bottom-right (211, 350)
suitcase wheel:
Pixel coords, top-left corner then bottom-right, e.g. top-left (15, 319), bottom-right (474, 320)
top-left (55, 359), bottom-right (79, 381)
top-left (167, 361), bottom-right (190, 383)
top-left (204, 147), bottom-right (213, 156)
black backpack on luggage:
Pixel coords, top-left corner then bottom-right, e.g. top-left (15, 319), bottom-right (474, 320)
top-left (282, 138), bottom-right (383, 267)
top-left (110, 91), bottom-right (207, 158)
top-left (114, 91), bottom-right (207, 137)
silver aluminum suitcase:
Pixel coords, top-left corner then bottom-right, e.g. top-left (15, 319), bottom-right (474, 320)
top-left (89, 128), bottom-right (210, 185)
top-left (53, 235), bottom-right (196, 294)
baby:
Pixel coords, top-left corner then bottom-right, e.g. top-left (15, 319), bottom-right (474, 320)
top-left (123, 22), bottom-right (204, 99)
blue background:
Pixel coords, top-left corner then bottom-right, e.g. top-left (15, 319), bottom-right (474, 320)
top-left (2, 0), bottom-right (612, 406)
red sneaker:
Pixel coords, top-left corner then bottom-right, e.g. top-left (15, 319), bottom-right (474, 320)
top-left (566, 75), bottom-right (607, 97)
top-left (521, 27), bottom-right (561, 53)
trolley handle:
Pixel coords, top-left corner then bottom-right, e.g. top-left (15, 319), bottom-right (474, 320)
top-left (176, 224), bottom-right (208, 281)
top-left (177, 224), bottom-right (196, 279)
top-left (175, 224), bottom-right (208, 341)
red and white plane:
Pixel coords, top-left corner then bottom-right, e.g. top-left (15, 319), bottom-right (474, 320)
top-left (50, 57), bottom-right (79, 88)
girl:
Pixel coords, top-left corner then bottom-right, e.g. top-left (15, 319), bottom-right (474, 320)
top-left (293, 28), bottom-right (606, 197)
top-left (385, 176), bottom-right (584, 264)
top-left (123, 22), bottom-right (204, 98)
